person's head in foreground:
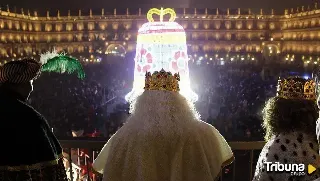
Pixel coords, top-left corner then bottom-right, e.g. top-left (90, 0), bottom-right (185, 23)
top-left (93, 69), bottom-right (234, 181)
top-left (253, 76), bottom-right (320, 181)
top-left (0, 59), bottom-right (68, 180)
top-left (0, 58), bottom-right (41, 101)
top-left (127, 69), bottom-right (201, 122)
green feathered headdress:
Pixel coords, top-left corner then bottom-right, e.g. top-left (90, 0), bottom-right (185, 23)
top-left (40, 50), bottom-right (85, 79)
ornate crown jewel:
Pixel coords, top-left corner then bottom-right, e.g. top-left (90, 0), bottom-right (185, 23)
top-left (144, 69), bottom-right (180, 92)
top-left (276, 76), bottom-right (316, 100)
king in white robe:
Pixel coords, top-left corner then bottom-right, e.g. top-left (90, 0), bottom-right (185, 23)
top-left (93, 90), bottom-right (234, 181)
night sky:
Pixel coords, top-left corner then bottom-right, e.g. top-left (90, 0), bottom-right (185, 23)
top-left (0, 0), bottom-right (317, 15)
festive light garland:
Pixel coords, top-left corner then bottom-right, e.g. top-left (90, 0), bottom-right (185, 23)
top-left (126, 7), bottom-right (198, 102)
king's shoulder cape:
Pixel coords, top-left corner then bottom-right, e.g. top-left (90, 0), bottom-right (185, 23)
top-left (0, 92), bottom-right (63, 170)
top-left (253, 132), bottom-right (320, 181)
top-left (93, 119), bottom-right (234, 181)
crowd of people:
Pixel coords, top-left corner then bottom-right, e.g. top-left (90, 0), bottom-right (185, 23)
top-left (29, 61), bottom-right (130, 138)
top-left (190, 63), bottom-right (277, 141)
top-left (28, 55), bottom-right (303, 141)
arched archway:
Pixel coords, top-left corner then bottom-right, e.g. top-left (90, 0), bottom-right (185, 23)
top-left (106, 44), bottom-right (126, 57)
top-left (262, 44), bottom-right (280, 61)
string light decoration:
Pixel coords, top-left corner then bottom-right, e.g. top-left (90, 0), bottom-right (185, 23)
top-left (126, 7), bottom-right (198, 102)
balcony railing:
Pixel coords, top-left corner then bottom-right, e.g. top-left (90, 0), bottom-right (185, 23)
top-left (60, 139), bottom-right (266, 181)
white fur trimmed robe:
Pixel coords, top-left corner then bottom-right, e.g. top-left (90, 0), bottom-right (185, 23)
top-left (253, 132), bottom-right (320, 181)
top-left (93, 91), bottom-right (234, 181)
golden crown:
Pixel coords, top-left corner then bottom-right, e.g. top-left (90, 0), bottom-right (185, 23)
top-left (147, 8), bottom-right (176, 22)
top-left (144, 69), bottom-right (180, 92)
top-left (276, 76), bottom-right (316, 100)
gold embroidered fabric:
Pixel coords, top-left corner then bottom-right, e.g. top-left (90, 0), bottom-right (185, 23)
top-left (0, 157), bottom-right (68, 181)
top-left (0, 153), bottom-right (63, 171)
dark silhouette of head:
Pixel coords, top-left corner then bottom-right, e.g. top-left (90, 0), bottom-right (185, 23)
top-left (0, 59), bottom-right (41, 101)
top-left (263, 97), bottom-right (318, 141)
top-left (1, 80), bottom-right (34, 100)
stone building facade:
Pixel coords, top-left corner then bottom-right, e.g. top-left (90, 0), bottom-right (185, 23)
top-left (0, 5), bottom-right (319, 65)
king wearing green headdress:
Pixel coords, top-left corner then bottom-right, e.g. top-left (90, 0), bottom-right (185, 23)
top-left (0, 59), bottom-right (68, 181)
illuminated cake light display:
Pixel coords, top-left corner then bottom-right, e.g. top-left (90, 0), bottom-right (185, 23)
top-left (125, 7), bottom-right (198, 102)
